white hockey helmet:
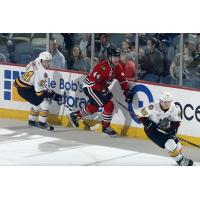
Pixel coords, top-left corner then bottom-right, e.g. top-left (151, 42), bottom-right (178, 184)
top-left (159, 92), bottom-right (173, 102)
top-left (39, 51), bottom-right (52, 61)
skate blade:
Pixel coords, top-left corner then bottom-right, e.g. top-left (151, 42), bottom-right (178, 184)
top-left (68, 116), bottom-right (79, 128)
top-left (102, 132), bottom-right (117, 138)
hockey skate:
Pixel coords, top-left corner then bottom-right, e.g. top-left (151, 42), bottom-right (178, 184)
top-left (38, 122), bottom-right (54, 131)
top-left (177, 156), bottom-right (193, 166)
top-left (102, 127), bottom-right (117, 137)
top-left (28, 120), bottom-right (38, 127)
top-left (69, 112), bottom-right (79, 128)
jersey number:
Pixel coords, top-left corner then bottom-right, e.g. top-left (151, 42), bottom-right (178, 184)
top-left (22, 71), bottom-right (34, 82)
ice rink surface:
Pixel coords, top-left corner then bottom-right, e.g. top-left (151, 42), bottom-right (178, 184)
top-left (0, 118), bottom-right (199, 166)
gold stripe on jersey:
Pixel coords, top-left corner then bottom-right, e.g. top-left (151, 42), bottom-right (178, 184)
top-left (14, 78), bottom-right (32, 88)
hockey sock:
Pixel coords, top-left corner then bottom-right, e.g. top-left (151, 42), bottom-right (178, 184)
top-left (165, 139), bottom-right (183, 161)
top-left (76, 104), bottom-right (98, 118)
top-left (29, 106), bottom-right (39, 122)
top-left (39, 98), bottom-right (50, 123)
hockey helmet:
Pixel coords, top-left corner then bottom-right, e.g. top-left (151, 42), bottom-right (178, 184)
top-left (39, 51), bottom-right (52, 61)
top-left (159, 92), bottom-right (173, 102)
top-left (108, 48), bottom-right (121, 57)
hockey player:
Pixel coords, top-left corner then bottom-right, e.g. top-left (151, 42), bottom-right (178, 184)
top-left (69, 48), bottom-right (132, 137)
top-left (135, 91), bottom-right (193, 166)
top-left (13, 51), bottom-right (62, 131)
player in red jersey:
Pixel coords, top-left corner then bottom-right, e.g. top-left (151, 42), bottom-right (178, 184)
top-left (69, 48), bottom-right (132, 137)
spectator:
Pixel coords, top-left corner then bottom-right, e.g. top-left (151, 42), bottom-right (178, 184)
top-left (158, 39), bottom-right (171, 83)
top-left (122, 38), bottom-right (131, 52)
top-left (121, 39), bottom-right (135, 61)
top-left (139, 37), bottom-right (164, 82)
top-left (120, 51), bottom-right (136, 80)
top-left (191, 42), bottom-right (200, 68)
top-left (61, 33), bottom-right (74, 56)
top-left (67, 45), bottom-right (91, 72)
top-left (169, 41), bottom-right (192, 80)
top-left (95, 33), bottom-right (111, 61)
top-left (0, 53), bottom-right (7, 63)
top-left (49, 38), bottom-right (66, 69)
top-left (6, 39), bottom-right (16, 63)
top-left (167, 34), bottom-right (197, 63)
top-left (79, 33), bottom-right (91, 60)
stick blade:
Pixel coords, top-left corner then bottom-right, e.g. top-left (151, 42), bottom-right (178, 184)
top-left (90, 124), bottom-right (100, 131)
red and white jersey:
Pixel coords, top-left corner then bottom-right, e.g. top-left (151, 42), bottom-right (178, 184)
top-left (83, 60), bottom-right (129, 92)
top-left (17, 58), bottom-right (48, 93)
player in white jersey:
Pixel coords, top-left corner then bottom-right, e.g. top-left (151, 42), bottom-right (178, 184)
top-left (135, 91), bottom-right (193, 166)
top-left (13, 51), bottom-right (62, 131)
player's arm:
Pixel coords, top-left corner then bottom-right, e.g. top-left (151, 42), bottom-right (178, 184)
top-left (34, 74), bottom-right (62, 101)
top-left (166, 105), bottom-right (181, 135)
top-left (91, 64), bottom-right (107, 83)
top-left (135, 104), bottom-right (157, 130)
top-left (114, 65), bottom-right (132, 103)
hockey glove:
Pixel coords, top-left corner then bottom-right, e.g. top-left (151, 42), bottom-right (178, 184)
top-left (124, 90), bottom-right (132, 104)
top-left (144, 118), bottom-right (158, 131)
top-left (103, 88), bottom-right (113, 100)
top-left (167, 128), bottom-right (177, 136)
top-left (46, 90), bottom-right (62, 102)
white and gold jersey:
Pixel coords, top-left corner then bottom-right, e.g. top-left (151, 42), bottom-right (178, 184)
top-left (18, 58), bottom-right (48, 93)
top-left (136, 102), bottom-right (181, 130)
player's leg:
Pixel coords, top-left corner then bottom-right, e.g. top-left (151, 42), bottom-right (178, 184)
top-left (38, 98), bottom-right (54, 131)
top-left (144, 126), bottom-right (168, 149)
top-left (28, 105), bottom-right (40, 127)
top-left (102, 100), bottom-right (117, 137)
top-left (69, 87), bottom-right (103, 127)
top-left (145, 127), bottom-right (193, 166)
top-left (15, 86), bottom-right (44, 127)
top-left (165, 137), bottom-right (193, 166)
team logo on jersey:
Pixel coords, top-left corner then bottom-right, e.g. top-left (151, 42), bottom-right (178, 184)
top-left (44, 73), bottom-right (48, 78)
top-left (39, 80), bottom-right (46, 87)
top-left (101, 66), bottom-right (106, 71)
top-left (93, 72), bottom-right (100, 80)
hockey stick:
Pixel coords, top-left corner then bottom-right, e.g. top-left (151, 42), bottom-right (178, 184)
top-left (64, 103), bottom-right (100, 131)
top-left (178, 137), bottom-right (200, 148)
top-left (114, 98), bottom-right (200, 149)
top-left (113, 97), bottom-right (136, 116)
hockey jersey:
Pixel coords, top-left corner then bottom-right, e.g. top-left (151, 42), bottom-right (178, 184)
top-left (14, 58), bottom-right (48, 95)
top-left (136, 102), bottom-right (181, 131)
top-left (84, 60), bottom-right (129, 92)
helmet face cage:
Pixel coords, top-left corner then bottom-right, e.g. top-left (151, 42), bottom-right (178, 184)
top-left (160, 100), bottom-right (172, 110)
top-left (108, 48), bottom-right (121, 58)
top-left (159, 92), bottom-right (173, 109)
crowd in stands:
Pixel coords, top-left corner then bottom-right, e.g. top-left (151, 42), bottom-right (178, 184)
top-left (1, 33), bottom-right (200, 89)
